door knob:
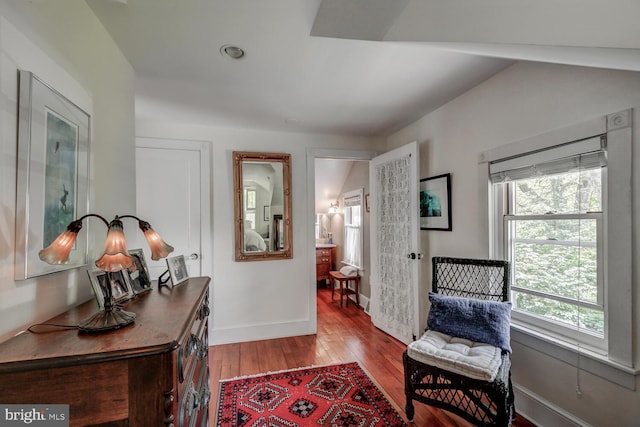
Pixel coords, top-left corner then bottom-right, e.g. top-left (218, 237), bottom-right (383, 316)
top-left (408, 253), bottom-right (416, 259)
top-left (189, 253), bottom-right (199, 260)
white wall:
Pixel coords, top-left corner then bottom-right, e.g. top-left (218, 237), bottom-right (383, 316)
top-left (135, 118), bottom-right (384, 345)
top-left (387, 61), bottom-right (640, 426)
top-left (0, 1), bottom-right (135, 342)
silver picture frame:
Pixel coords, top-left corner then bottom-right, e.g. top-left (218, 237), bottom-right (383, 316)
top-left (15, 70), bottom-right (90, 279)
top-left (166, 254), bottom-right (189, 287)
top-left (87, 269), bottom-right (133, 309)
top-left (126, 248), bottom-right (153, 294)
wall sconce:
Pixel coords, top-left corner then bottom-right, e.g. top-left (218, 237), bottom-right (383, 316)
top-left (328, 201), bottom-right (339, 215)
top-left (39, 214), bottom-right (174, 333)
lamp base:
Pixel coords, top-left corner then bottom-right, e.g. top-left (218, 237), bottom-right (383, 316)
top-left (77, 307), bottom-right (136, 333)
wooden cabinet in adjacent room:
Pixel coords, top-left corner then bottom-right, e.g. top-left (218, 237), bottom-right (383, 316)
top-left (316, 245), bottom-right (335, 284)
top-left (0, 276), bottom-right (211, 427)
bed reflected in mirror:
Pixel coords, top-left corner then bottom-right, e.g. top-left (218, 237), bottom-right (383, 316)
top-left (233, 151), bottom-right (292, 261)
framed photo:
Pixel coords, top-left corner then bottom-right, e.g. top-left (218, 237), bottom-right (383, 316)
top-left (263, 205), bottom-right (270, 221)
top-left (365, 193), bottom-right (370, 213)
top-left (15, 70), bottom-right (90, 279)
top-left (420, 173), bottom-right (452, 231)
top-left (88, 269), bottom-right (133, 309)
top-left (166, 255), bottom-right (189, 287)
top-left (126, 249), bottom-right (153, 294)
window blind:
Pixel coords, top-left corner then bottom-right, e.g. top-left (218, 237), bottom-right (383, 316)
top-left (489, 136), bottom-right (606, 183)
top-left (344, 194), bottom-right (362, 207)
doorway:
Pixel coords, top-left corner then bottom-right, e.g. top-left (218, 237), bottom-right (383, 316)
top-left (307, 149), bottom-right (377, 331)
top-left (307, 143), bottom-right (421, 344)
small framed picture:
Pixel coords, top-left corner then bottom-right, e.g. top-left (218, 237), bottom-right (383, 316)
top-left (166, 254), bottom-right (189, 287)
top-left (126, 249), bottom-right (152, 294)
top-left (420, 173), bottom-right (452, 231)
top-left (88, 269), bottom-right (133, 309)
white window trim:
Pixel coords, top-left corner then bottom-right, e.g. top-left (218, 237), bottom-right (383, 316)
top-left (479, 109), bottom-right (636, 387)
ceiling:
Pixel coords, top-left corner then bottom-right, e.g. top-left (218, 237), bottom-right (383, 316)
top-left (85, 0), bottom-right (640, 138)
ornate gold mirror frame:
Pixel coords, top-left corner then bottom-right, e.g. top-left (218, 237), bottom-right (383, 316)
top-left (233, 151), bottom-right (292, 261)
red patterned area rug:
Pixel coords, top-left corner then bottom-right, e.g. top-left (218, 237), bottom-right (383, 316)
top-left (216, 362), bottom-right (408, 426)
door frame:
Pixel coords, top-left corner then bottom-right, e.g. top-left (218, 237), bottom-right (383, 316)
top-left (136, 136), bottom-right (213, 279)
top-left (306, 148), bottom-right (379, 331)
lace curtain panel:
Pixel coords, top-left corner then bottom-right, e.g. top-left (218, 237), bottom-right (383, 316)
top-left (344, 225), bottom-right (361, 267)
top-left (371, 154), bottom-right (414, 343)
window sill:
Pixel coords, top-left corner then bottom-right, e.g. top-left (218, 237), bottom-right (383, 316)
top-left (511, 324), bottom-right (638, 390)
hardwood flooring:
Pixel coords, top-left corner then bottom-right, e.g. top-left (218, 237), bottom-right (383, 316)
top-left (209, 287), bottom-right (536, 426)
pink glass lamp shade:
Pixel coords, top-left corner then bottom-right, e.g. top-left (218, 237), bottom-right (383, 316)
top-left (39, 213), bottom-right (174, 333)
top-left (95, 216), bottom-right (133, 272)
top-left (138, 220), bottom-right (174, 260)
top-left (38, 219), bottom-right (84, 264)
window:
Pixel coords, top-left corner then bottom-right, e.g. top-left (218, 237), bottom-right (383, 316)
top-left (343, 189), bottom-right (364, 268)
top-left (315, 214), bottom-right (321, 240)
top-left (490, 136), bottom-right (607, 349)
top-left (244, 188), bottom-right (256, 229)
top-left (245, 188), bottom-right (256, 209)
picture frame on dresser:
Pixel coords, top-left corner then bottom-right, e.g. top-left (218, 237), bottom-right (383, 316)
top-left (14, 70), bottom-right (91, 280)
top-left (166, 254), bottom-right (189, 287)
top-left (126, 248), bottom-right (153, 294)
top-left (88, 269), bottom-right (133, 309)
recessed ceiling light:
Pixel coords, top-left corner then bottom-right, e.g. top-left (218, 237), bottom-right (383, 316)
top-left (220, 45), bottom-right (245, 60)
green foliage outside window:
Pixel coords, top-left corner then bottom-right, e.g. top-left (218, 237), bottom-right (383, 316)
top-left (510, 168), bottom-right (604, 335)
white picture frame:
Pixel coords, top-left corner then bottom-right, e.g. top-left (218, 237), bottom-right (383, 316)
top-left (15, 70), bottom-right (90, 279)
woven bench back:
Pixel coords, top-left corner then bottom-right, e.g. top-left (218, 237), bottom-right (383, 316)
top-left (432, 257), bottom-right (510, 302)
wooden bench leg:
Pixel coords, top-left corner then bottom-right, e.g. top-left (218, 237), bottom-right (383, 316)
top-left (354, 278), bottom-right (360, 307)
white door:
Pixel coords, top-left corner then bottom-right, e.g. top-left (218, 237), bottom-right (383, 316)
top-left (135, 137), bottom-right (211, 280)
top-left (369, 141), bottom-right (421, 344)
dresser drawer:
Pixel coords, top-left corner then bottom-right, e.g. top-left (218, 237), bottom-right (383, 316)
top-left (316, 254), bottom-right (331, 265)
top-left (316, 248), bottom-right (331, 258)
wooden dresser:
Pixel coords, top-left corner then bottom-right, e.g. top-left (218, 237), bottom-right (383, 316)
top-left (0, 276), bottom-right (211, 427)
top-left (315, 246), bottom-right (334, 284)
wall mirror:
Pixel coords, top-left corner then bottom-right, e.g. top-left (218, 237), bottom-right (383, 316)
top-left (233, 151), bottom-right (292, 261)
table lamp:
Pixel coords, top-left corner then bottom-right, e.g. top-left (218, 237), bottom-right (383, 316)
top-left (39, 214), bottom-right (174, 332)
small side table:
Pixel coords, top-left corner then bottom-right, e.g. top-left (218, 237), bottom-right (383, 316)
top-left (329, 271), bottom-right (360, 308)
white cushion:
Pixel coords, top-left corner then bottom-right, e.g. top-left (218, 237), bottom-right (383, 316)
top-left (407, 330), bottom-right (502, 381)
top-left (339, 266), bottom-right (358, 276)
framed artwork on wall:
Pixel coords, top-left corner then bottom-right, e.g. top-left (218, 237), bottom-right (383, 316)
top-left (420, 173), bottom-right (452, 231)
top-left (14, 70), bottom-right (91, 279)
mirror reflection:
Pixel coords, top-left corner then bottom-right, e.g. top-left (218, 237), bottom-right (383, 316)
top-left (233, 152), bottom-right (292, 261)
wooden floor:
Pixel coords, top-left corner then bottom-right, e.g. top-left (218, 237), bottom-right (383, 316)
top-left (209, 287), bottom-right (535, 426)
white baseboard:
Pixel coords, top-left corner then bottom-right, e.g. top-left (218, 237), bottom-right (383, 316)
top-left (210, 319), bottom-right (315, 345)
top-left (514, 384), bottom-right (591, 427)
top-left (359, 294), bottom-right (370, 315)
